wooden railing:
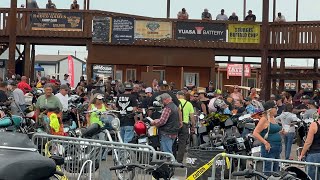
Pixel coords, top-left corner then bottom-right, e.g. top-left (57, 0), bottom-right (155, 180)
top-left (1, 8), bottom-right (320, 51)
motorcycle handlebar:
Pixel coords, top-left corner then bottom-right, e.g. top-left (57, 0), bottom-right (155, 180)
top-left (232, 169), bottom-right (268, 179)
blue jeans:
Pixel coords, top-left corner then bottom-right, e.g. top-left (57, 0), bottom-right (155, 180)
top-left (261, 143), bottom-right (282, 176)
top-left (306, 153), bottom-right (320, 180)
top-left (160, 134), bottom-right (176, 154)
top-left (120, 126), bottom-right (134, 143)
top-left (284, 132), bottom-right (295, 160)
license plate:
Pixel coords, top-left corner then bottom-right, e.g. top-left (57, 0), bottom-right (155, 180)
top-left (138, 137), bottom-right (147, 144)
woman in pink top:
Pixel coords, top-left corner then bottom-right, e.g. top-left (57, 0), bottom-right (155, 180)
top-left (230, 86), bottom-right (243, 102)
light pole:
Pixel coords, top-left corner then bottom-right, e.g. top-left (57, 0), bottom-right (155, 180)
top-left (166, 0), bottom-right (170, 18)
top-left (296, 0), bottom-right (299, 21)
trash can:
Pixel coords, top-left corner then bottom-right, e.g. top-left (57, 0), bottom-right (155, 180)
top-left (186, 147), bottom-right (225, 180)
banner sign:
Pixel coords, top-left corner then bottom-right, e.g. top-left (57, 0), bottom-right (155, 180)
top-left (134, 20), bottom-right (172, 39)
top-left (184, 73), bottom-right (196, 87)
top-left (112, 17), bottom-right (134, 44)
top-left (31, 12), bottom-right (83, 31)
top-left (228, 24), bottom-right (260, 43)
top-left (227, 64), bottom-right (251, 77)
top-left (300, 80), bottom-right (313, 92)
top-left (67, 55), bottom-right (75, 87)
top-left (92, 64), bottom-right (113, 80)
top-left (284, 80), bottom-right (297, 91)
top-left (175, 22), bottom-right (226, 41)
top-left (92, 16), bottom-right (111, 43)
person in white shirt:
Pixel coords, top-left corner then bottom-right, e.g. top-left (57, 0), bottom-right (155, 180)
top-left (216, 9), bottom-right (228, 21)
top-left (60, 74), bottom-right (70, 85)
top-left (274, 12), bottom-right (286, 22)
top-left (10, 81), bottom-right (26, 115)
top-left (177, 8), bottom-right (189, 20)
top-left (55, 84), bottom-right (69, 112)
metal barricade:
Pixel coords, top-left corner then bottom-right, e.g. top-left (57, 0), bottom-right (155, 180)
top-left (208, 153), bottom-right (320, 180)
top-left (32, 133), bottom-right (175, 180)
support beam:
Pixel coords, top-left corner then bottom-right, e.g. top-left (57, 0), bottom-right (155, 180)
top-left (166, 0), bottom-right (170, 19)
top-left (279, 57), bottom-right (285, 92)
top-left (86, 42), bottom-right (93, 82)
top-left (296, 0), bottom-right (299, 21)
top-left (210, 56), bottom-right (216, 84)
top-left (180, 67), bottom-right (184, 89)
top-left (273, 0), bottom-right (276, 21)
top-left (272, 57), bottom-right (277, 94)
top-left (8, 0), bottom-right (17, 77)
top-left (30, 44), bottom-right (35, 81)
top-left (260, 0), bottom-right (270, 101)
top-left (84, 0), bottom-right (87, 10)
top-left (313, 58), bottom-right (319, 91)
top-left (24, 43), bottom-right (31, 79)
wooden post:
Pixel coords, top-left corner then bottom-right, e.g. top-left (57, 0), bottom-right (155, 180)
top-left (86, 42), bottom-right (93, 82)
top-left (313, 58), bottom-right (319, 91)
top-left (296, 0), bottom-right (299, 21)
top-left (30, 44), bottom-right (35, 81)
top-left (166, 0), bottom-right (170, 19)
top-left (243, 0), bottom-right (246, 21)
top-left (273, 0), bottom-right (276, 21)
top-left (180, 67), bottom-right (184, 89)
top-left (279, 57), bottom-right (285, 92)
top-left (8, 0), bottom-right (17, 77)
top-left (211, 56), bottom-right (216, 86)
top-left (272, 57), bottom-right (277, 94)
top-left (260, 0), bottom-right (270, 101)
top-left (87, 0), bottom-right (90, 10)
top-left (84, 0), bottom-right (87, 10)
top-left (24, 43), bottom-right (31, 78)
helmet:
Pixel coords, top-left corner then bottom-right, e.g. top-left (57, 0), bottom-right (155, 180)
top-left (134, 121), bottom-right (147, 136)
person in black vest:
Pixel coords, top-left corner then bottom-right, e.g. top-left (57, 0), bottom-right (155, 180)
top-left (151, 93), bottom-right (180, 154)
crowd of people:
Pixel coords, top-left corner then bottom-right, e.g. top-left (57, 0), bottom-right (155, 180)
top-left (178, 8), bottom-right (286, 22)
top-left (24, 0), bottom-right (80, 10)
top-left (1, 73), bottom-right (320, 177)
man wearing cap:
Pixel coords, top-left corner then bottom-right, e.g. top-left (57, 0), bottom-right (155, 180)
top-left (176, 91), bottom-right (195, 163)
top-left (10, 81), bottom-right (26, 115)
top-left (244, 97), bottom-right (255, 114)
top-left (293, 89), bottom-right (304, 107)
top-left (115, 82), bottom-right (138, 143)
top-left (55, 84), bottom-right (70, 114)
top-left (141, 87), bottom-right (152, 109)
top-left (202, 8), bottom-right (212, 20)
top-left (312, 89), bottom-right (320, 105)
top-left (60, 74), bottom-right (70, 85)
top-left (303, 100), bottom-right (318, 120)
top-left (275, 94), bottom-right (285, 116)
top-left (293, 95), bottom-right (309, 116)
top-left (151, 93), bottom-right (179, 154)
top-left (245, 10), bottom-right (256, 22)
top-left (149, 80), bottom-right (180, 109)
top-left (216, 9), bottom-right (228, 21)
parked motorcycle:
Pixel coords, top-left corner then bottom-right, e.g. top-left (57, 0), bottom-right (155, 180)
top-left (0, 132), bottom-right (66, 180)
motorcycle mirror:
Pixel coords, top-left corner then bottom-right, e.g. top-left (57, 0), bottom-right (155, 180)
top-left (127, 107), bottom-right (133, 112)
top-left (199, 114), bottom-right (205, 120)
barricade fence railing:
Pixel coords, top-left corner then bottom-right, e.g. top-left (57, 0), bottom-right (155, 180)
top-left (31, 133), bottom-right (175, 180)
top-left (207, 153), bottom-right (320, 180)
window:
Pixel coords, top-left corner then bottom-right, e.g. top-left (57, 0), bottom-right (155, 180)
top-left (184, 73), bottom-right (199, 87)
top-left (115, 70), bottom-right (123, 82)
top-left (126, 69), bottom-right (136, 81)
top-left (247, 78), bottom-right (256, 88)
top-left (153, 70), bottom-right (165, 80)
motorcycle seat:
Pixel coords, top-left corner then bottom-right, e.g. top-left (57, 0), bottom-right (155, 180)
top-left (0, 150), bottom-right (56, 180)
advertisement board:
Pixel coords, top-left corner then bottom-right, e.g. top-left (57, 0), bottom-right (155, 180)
top-left (112, 17), bottom-right (134, 44)
top-left (31, 12), bottom-right (83, 31)
top-left (228, 24), bottom-right (260, 43)
top-left (175, 22), bottom-right (226, 41)
top-left (92, 16), bottom-right (111, 43)
top-left (134, 20), bottom-right (172, 39)
top-left (227, 64), bottom-right (251, 77)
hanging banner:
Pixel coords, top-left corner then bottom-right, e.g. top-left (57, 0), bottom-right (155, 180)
top-left (300, 80), bottom-right (313, 92)
top-left (175, 22), bottom-right (226, 41)
top-left (227, 64), bottom-right (251, 77)
top-left (184, 73), bottom-right (196, 87)
top-left (284, 80), bottom-right (297, 91)
top-left (92, 65), bottom-right (113, 81)
top-left (92, 16), bottom-right (111, 43)
top-left (112, 17), bottom-right (134, 44)
top-left (31, 12), bottom-right (83, 31)
top-left (67, 55), bottom-right (75, 87)
top-left (134, 20), bottom-right (172, 39)
top-left (228, 24), bottom-right (260, 43)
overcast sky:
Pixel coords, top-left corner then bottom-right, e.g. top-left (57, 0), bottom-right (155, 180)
top-left (0, 0), bottom-right (317, 66)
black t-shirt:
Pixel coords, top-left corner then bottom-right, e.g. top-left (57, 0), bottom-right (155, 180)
top-left (148, 91), bottom-right (180, 107)
top-left (0, 90), bottom-right (8, 103)
top-left (116, 94), bottom-right (138, 127)
top-left (245, 14), bottom-right (256, 21)
top-left (141, 96), bottom-right (151, 109)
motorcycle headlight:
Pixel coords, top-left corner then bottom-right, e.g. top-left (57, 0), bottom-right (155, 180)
top-left (101, 113), bottom-right (120, 131)
top-left (110, 117), bottom-right (120, 131)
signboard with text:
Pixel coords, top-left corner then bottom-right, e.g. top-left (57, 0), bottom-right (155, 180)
top-left (134, 20), bottom-right (172, 39)
top-left (31, 12), bottom-right (83, 31)
top-left (112, 17), bottom-right (134, 44)
top-left (300, 80), bottom-right (313, 92)
top-left (92, 64), bottom-right (113, 80)
top-left (284, 80), bottom-right (297, 91)
top-left (228, 24), bottom-right (260, 43)
top-left (92, 16), bottom-right (111, 43)
top-left (227, 64), bottom-right (251, 77)
top-left (175, 22), bottom-right (226, 41)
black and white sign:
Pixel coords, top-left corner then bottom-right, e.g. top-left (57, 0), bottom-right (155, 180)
top-left (112, 17), bottom-right (134, 44)
top-left (92, 64), bottom-right (113, 79)
top-left (92, 16), bottom-right (111, 43)
top-left (176, 22), bottom-right (226, 41)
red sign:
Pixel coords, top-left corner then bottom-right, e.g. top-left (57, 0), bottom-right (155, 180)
top-left (227, 64), bottom-right (251, 77)
top-left (68, 55), bottom-right (75, 87)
